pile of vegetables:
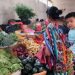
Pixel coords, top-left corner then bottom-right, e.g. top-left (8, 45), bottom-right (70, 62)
top-left (20, 56), bottom-right (45, 75)
top-left (0, 32), bottom-right (18, 47)
top-left (0, 49), bottom-right (22, 75)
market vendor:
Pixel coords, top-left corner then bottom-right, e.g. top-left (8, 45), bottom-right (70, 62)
top-left (20, 24), bottom-right (44, 44)
top-left (36, 6), bottom-right (73, 75)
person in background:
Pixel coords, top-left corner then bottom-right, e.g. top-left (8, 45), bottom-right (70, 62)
top-left (58, 16), bottom-right (69, 35)
top-left (36, 6), bottom-right (65, 75)
top-left (46, 6), bottom-right (67, 42)
top-left (35, 22), bottom-right (42, 32)
top-left (33, 19), bottom-right (45, 44)
top-left (43, 6), bottom-right (68, 74)
top-left (30, 18), bottom-right (40, 31)
top-left (65, 12), bottom-right (75, 53)
top-left (45, 6), bottom-right (63, 74)
top-left (57, 16), bottom-right (70, 44)
top-left (65, 12), bottom-right (75, 74)
top-left (35, 19), bottom-right (46, 33)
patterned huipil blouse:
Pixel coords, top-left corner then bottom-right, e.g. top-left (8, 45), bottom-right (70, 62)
top-left (44, 23), bottom-right (67, 71)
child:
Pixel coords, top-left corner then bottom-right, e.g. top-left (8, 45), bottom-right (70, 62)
top-left (65, 12), bottom-right (75, 54)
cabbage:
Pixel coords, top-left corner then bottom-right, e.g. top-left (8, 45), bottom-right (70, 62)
top-left (0, 49), bottom-right (22, 74)
top-left (10, 64), bottom-right (22, 72)
top-left (0, 68), bottom-right (10, 75)
top-left (0, 32), bottom-right (18, 46)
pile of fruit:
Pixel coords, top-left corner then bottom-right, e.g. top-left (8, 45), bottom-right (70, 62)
top-left (21, 38), bottom-right (40, 56)
top-left (12, 44), bottom-right (28, 57)
top-left (0, 49), bottom-right (22, 75)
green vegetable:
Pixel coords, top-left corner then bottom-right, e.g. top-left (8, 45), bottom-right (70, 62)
top-left (0, 49), bottom-right (22, 74)
top-left (11, 57), bottom-right (21, 64)
top-left (0, 68), bottom-right (10, 75)
top-left (0, 32), bottom-right (18, 47)
top-left (10, 64), bottom-right (22, 72)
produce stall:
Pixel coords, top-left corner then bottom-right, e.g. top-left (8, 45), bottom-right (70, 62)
top-left (0, 28), bottom-right (47, 75)
top-left (0, 49), bottom-right (22, 75)
top-left (0, 23), bottom-right (74, 75)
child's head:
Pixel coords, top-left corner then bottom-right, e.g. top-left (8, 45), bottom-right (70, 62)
top-left (65, 12), bottom-right (75, 29)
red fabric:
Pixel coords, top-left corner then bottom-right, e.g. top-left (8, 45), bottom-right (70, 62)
top-left (9, 22), bottom-right (16, 25)
top-left (21, 25), bottom-right (35, 33)
top-left (36, 23), bottom-right (42, 32)
top-left (33, 34), bottom-right (44, 44)
top-left (20, 24), bottom-right (24, 29)
top-left (45, 19), bottom-right (49, 26)
top-left (16, 22), bottom-right (23, 25)
top-left (35, 45), bottom-right (53, 69)
top-left (9, 22), bottom-right (24, 30)
top-left (60, 34), bottom-right (66, 43)
top-left (35, 46), bottom-right (46, 64)
top-left (10, 22), bottom-right (23, 25)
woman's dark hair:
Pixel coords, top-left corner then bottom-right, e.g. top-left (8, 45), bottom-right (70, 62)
top-left (46, 6), bottom-right (62, 19)
top-left (65, 12), bottom-right (75, 19)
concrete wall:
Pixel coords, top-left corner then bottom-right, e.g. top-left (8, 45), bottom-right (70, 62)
top-left (0, 0), bottom-right (47, 24)
top-left (52, 0), bottom-right (75, 16)
top-left (0, 0), bottom-right (75, 24)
